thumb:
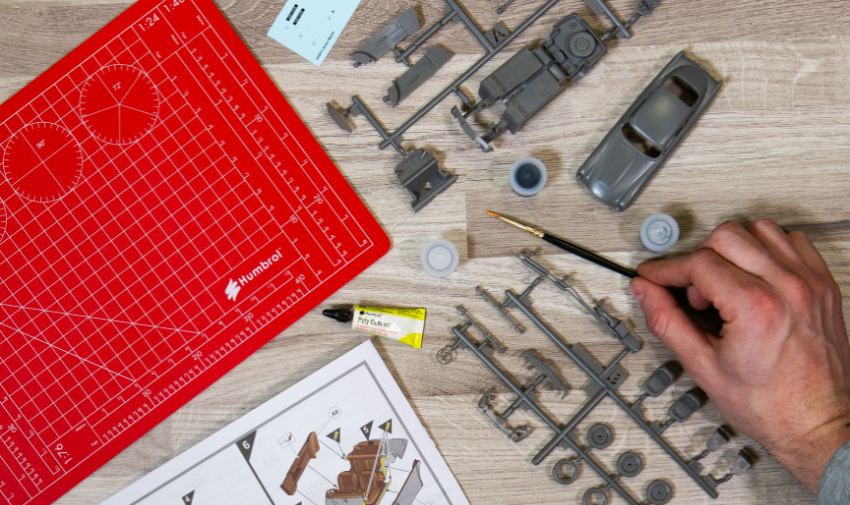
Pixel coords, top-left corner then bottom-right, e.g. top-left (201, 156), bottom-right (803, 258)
top-left (631, 277), bottom-right (717, 377)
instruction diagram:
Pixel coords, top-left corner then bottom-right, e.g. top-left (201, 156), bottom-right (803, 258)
top-left (102, 341), bottom-right (468, 505)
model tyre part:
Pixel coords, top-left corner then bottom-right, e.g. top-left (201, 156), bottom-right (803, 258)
top-left (646, 479), bottom-right (674, 504)
top-left (582, 487), bottom-right (609, 505)
top-left (569, 32), bottom-right (597, 58)
top-left (587, 423), bottom-right (614, 450)
top-left (421, 239), bottom-right (460, 278)
top-left (509, 157), bottom-right (547, 197)
top-left (616, 451), bottom-right (643, 478)
top-left (640, 213), bottom-right (680, 252)
top-left (551, 459), bottom-right (579, 485)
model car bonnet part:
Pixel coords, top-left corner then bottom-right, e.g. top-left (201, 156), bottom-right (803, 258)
top-left (385, 45), bottom-right (453, 107)
top-left (577, 51), bottom-right (722, 211)
top-left (352, 8), bottom-right (422, 67)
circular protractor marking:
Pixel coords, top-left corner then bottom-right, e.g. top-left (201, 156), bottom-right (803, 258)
top-left (80, 64), bottom-right (160, 145)
top-left (0, 200), bottom-right (6, 241)
top-left (3, 122), bottom-right (83, 203)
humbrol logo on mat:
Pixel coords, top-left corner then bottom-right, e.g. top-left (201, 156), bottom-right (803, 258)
top-left (225, 249), bottom-right (284, 302)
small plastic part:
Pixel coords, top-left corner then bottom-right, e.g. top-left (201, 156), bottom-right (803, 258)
top-left (646, 479), bottom-right (674, 504)
top-left (522, 350), bottom-right (568, 396)
top-left (642, 361), bottom-right (683, 397)
top-left (582, 487), bottom-right (609, 505)
top-left (509, 157), bottom-right (548, 197)
top-left (730, 449), bottom-right (754, 476)
top-left (587, 423), bottom-right (614, 449)
top-left (669, 387), bottom-right (708, 423)
top-left (616, 451), bottom-right (644, 478)
top-left (641, 213), bottom-right (680, 252)
top-left (552, 459), bottom-right (579, 485)
top-left (384, 45), bottom-right (453, 107)
top-left (706, 426), bottom-right (733, 452)
top-left (351, 8), bottom-right (421, 67)
top-left (477, 389), bottom-right (532, 442)
top-left (421, 239), bottom-right (460, 278)
top-left (395, 149), bottom-right (457, 212)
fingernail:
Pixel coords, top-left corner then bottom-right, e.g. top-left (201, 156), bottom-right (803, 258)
top-left (630, 283), bottom-right (645, 302)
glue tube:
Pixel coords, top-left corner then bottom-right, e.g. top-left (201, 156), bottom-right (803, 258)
top-left (323, 305), bottom-right (426, 349)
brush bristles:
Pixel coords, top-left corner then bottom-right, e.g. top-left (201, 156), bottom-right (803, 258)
top-left (485, 210), bottom-right (500, 218)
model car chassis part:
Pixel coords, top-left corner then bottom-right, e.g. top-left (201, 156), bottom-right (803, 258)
top-left (454, 0), bottom-right (663, 152)
top-left (282, 432), bottom-right (320, 495)
top-left (577, 51), bottom-right (722, 211)
top-left (442, 253), bottom-right (753, 503)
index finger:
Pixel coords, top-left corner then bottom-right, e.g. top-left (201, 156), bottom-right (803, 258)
top-left (638, 249), bottom-right (767, 321)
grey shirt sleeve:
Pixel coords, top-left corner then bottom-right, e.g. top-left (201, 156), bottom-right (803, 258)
top-left (819, 439), bottom-right (850, 505)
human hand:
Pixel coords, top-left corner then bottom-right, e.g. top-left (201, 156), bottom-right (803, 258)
top-left (630, 219), bottom-right (850, 492)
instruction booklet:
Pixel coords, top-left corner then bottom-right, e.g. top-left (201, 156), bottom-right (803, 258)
top-left (102, 340), bottom-right (469, 505)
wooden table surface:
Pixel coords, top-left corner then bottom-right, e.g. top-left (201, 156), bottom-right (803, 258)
top-left (2, 0), bottom-right (849, 503)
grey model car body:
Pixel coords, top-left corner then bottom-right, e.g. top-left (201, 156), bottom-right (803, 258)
top-left (577, 51), bottom-right (721, 211)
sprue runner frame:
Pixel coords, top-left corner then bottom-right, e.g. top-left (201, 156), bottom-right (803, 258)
top-left (441, 252), bottom-right (754, 504)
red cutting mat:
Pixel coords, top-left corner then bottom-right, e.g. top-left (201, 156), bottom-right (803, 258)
top-left (0, 0), bottom-right (389, 503)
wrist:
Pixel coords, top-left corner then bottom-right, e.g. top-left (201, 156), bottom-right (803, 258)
top-left (770, 414), bottom-right (850, 493)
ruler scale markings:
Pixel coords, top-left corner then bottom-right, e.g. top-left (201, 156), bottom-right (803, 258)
top-left (0, 0), bottom-right (389, 502)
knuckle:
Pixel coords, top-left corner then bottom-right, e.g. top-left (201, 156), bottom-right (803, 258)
top-left (711, 221), bottom-right (742, 243)
top-left (750, 218), bottom-right (778, 233)
top-left (692, 248), bottom-right (720, 269)
top-left (783, 275), bottom-right (814, 304)
top-left (749, 287), bottom-right (783, 316)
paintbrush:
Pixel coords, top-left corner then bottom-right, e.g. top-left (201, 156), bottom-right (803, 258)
top-left (486, 210), bottom-right (637, 278)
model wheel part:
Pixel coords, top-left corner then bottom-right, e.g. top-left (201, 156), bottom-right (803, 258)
top-left (646, 479), bottom-right (674, 504)
top-left (582, 487), bottom-right (609, 505)
top-left (587, 423), bottom-right (614, 450)
top-left (436, 346), bottom-right (456, 365)
top-left (421, 239), bottom-right (460, 278)
top-left (616, 451), bottom-right (644, 478)
top-left (551, 459), bottom-right (579, 485)
top-left (509, 157), bottom-right (548, 197)
top-left (640, 213), bottom-right (680, 252)
top-left (569, 32), bottom-right (597, 58)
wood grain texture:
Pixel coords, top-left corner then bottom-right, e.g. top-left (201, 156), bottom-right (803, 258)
top-left (0, 0), bottom-right (848, 503)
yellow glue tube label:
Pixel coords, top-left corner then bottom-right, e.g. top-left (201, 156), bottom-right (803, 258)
top-left (351, 306), bottom-right (426, 349)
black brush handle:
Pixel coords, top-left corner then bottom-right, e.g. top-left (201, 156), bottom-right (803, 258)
top-left (543, 233), bottom-right (637, 278)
